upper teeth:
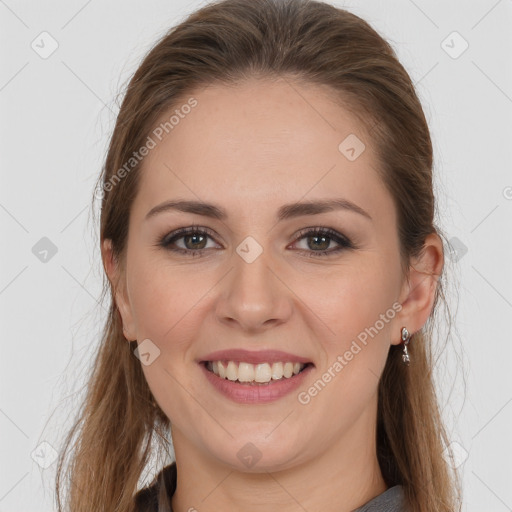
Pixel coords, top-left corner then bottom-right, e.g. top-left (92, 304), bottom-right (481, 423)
top-left (207, 361), bottom-right (305, 383)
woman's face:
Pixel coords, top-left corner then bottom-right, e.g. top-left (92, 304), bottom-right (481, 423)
top-left (106, 77), bottom-right (416, 472)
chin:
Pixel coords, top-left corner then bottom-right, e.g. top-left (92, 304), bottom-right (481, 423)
top-left (201, 431), bottom-right (309, 473)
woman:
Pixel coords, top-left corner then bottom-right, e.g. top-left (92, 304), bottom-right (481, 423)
top-left (55, 0), bottom-right (462, 510)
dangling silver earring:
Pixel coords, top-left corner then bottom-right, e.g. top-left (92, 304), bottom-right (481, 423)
top-left (401, 327), bottom-right (411, 366)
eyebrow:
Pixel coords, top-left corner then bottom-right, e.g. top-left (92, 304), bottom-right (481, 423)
top-left (145, 198), bottom-right (372, 222)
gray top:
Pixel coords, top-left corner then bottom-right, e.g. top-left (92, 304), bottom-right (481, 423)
top-left (353, 485), bottom-right (406, 511)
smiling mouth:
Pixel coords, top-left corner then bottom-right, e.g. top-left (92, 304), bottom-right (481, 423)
top-left (203, 360), bottom-right (312, 385)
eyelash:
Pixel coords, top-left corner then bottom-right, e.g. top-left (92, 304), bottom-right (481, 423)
top-left (157, 224), bottom-right (355, 258)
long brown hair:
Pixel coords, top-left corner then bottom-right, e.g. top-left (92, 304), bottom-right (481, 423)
top-left (55, 0), bottom-right (462, 510)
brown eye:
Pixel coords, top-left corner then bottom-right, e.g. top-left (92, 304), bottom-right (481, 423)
top-left (158, 225), bottom-right (354, 258)
top-left (292, 228), bottom-right (354, 257)
top-left (159, 226), bottom-right (220, 257)
top-left (181, 233), bottom-right (208, 250)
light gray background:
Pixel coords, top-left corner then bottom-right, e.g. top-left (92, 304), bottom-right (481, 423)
top-left (1, 0), bottom-right (511, 510)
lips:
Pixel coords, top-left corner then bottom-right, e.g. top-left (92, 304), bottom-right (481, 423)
top-left (199, 349), bottom-right (312, 365)
top-left (198, 349), bottom-right (314, 403)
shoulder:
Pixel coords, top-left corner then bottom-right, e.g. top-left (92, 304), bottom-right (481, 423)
top-left (133, 462), bottom-right (177, 512)
top-left (353, 485), bottom-right (407, 512)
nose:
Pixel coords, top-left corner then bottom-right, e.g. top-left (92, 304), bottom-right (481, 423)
top-left (215, 242), bottom-right (293, 333)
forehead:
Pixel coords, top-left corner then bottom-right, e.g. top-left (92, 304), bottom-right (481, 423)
top-left (132, 77), bottom-right (393, 226)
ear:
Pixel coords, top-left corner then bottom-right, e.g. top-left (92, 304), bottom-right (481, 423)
top-left (392, 233), bottom-right (444, 345)
top-left (101, 239), bottom-right (137, 341)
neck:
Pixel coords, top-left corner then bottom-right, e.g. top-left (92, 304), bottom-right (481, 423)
top-left (170, 400), bottom-right (387, 512)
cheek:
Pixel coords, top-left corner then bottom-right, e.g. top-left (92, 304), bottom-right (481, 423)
top-left (129, 260), bottom-right (211, 424)
top-left (127, 255), bottom-right (205, 341)
top-left (313, 262), bottom-right (397, 344)
top-left (304, 264), bottom-right (398, 416)
top-left (296, 273), bottom-right (396, 430)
